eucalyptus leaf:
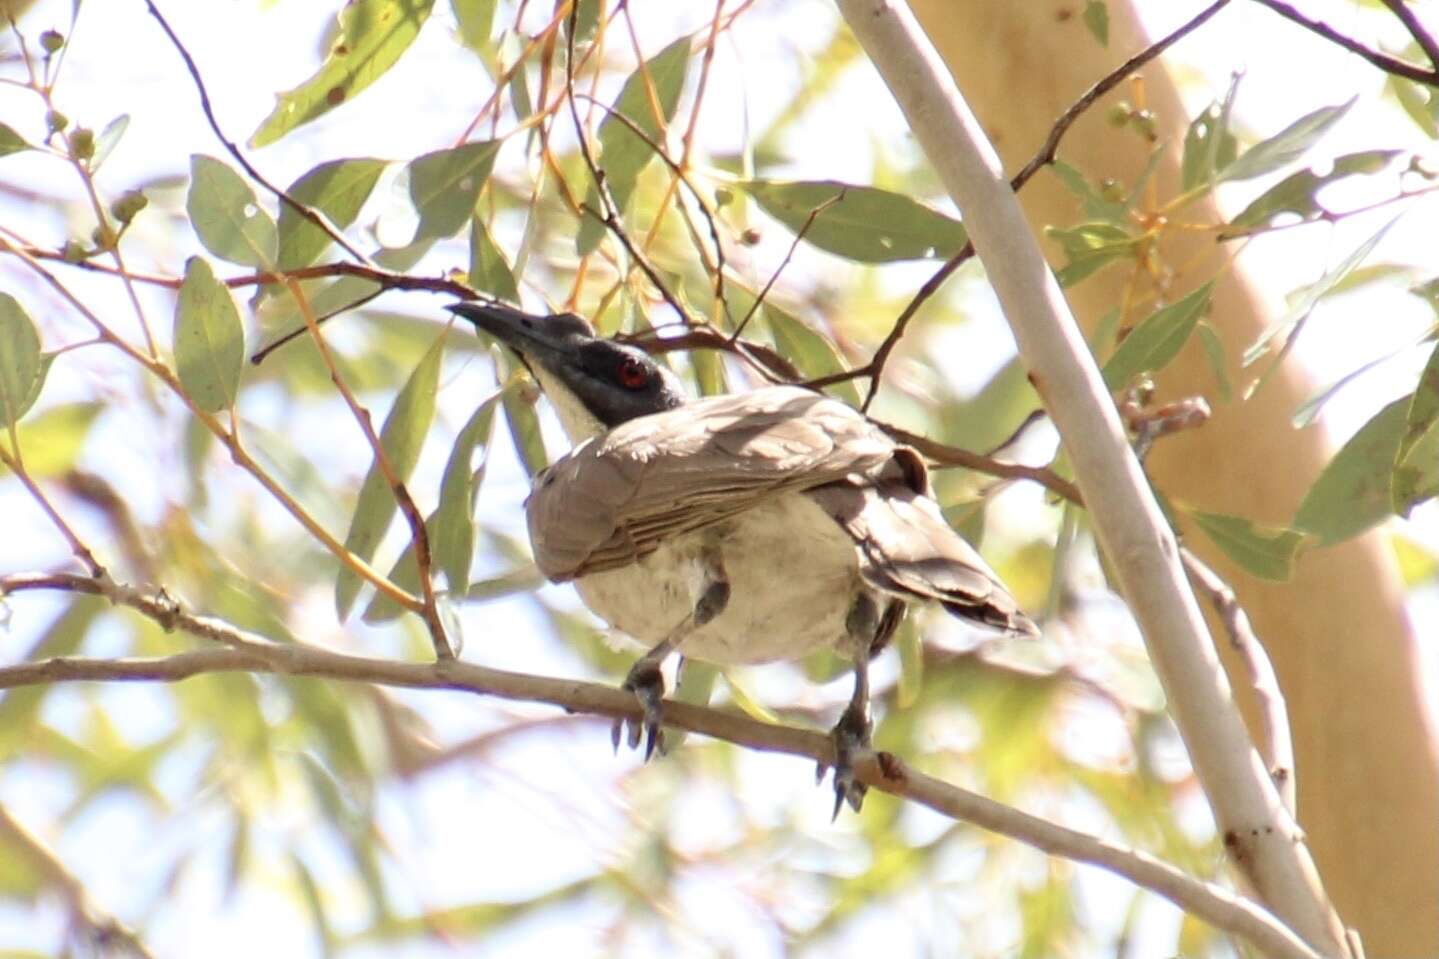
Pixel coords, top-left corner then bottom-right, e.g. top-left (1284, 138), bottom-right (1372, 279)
top-left (451, 0), bottom-right (498, 52)
top-left (1187, 509), bottom-right (1306, 582)
top-left (1101, 282), bottom-right (1213, 390)
top-left (740, 179), bottom-right (966, 263)
top-left (187, 155), bottom-right (278, 268)
top-left (1226, 151), bottom-right (1400, 234)
top-left (0, 123), bottom-right (30, 157)
top-left (278, 158), bottom-right (388, 269)
top-left (576, 37), bottom-right (691, 254)
top-left (409, 140), bottom-right (501, 241)
top-left (1047, 221), bottom-right (1138, 287)
top-left (174, 256), bottom-right (245, 413)
top-left (1082, 0), bottom-right (1108, 45)
top-left (335, 333), bottom-right (445, 619)
top-left (0, 294), bottom-right (44, 429)
top-left (1294, 397), bottom-right (1405, 545)
top-left (250, 0), bottom-right (438, 148)
top-left (90, 113), bottom-right (129, 171)
top-left (468, 216), bottom-right (519, 302)
top-left (1220, 98), bottom-right (1354, 183)
top-left (764, 305), bottom-right (861, 407)
top-left (1180, 76), bottom-right (1239, 191)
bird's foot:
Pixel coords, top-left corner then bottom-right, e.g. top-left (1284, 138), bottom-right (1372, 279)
top-left (612, 658), bottom-right (666, 760)
top-left (820, 702), bottom-right (872, 819)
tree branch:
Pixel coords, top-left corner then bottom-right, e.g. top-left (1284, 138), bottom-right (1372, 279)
top-left (831, 1), bottom-right (1348, 953)
top-left (1250, 0), bottom-right (1439, 86)
top-left (0, 570), bottom-right (1320, 959)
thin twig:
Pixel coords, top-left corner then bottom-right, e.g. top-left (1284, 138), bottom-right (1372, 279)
top-left (279, 276), bottom-right (452, 660)
top-left (1250, 0), bottom-right (1439, 86)
top-left (0, 804), bottom-right (155, 959)
top-left (0, 442), bottom-right (107, 578)
top-left (1181, 546), bottom-right (1296, 815)
top-left (731, 189), bottom-right (845, 341)
top-left (877, 421), bottom-right (1084, 505)
top-left (1381, 0), bottom-right (1439, 73)
top-left (141, 1), bottom-right (374, 264)
top-left (0, 570), bottom-right (1321, 959)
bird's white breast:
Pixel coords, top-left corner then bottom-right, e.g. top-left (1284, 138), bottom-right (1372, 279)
top-left (573, 492), bottom-right (863, 664)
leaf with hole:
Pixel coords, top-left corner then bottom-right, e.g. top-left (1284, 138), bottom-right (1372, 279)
top-left (1101, 282), bottom-right (1213, 390)
top-left (740, 179), bottom-right (967, 263)
top-left (277, 158), bottom-right (387, 269)
top-left (576, 36), bottom-right (691, 254)
top-left (335, 332), bottom-right (445, 619)
top-left (174, 257), bottom-right (245, 413)
top-left (1226, 150), bottom-right (1400, 234)
top-left (409, 140), bottom-right (501, 241)
top-left (0, 294), bottom-right (45, 429)
top-left (1180, 76), bottom-right (1239, 191)
top-left (187, 155), bottom-right (278, 268)
top-left (1187, 509), bottom-right (1307, 582)
top-left (250, 0), bottom-right (438, 148)
top-left (1294, 397), bottom-right (1405, 545)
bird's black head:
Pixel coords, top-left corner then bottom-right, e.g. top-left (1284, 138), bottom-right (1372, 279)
top-left (447, 302), bottom-right (687, 440)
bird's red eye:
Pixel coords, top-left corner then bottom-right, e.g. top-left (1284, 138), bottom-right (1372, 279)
top-left (617, 357), bottom-right (650, 390)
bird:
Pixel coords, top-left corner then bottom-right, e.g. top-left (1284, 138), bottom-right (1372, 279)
top-left (448, 301), bottom-right (1039, 814)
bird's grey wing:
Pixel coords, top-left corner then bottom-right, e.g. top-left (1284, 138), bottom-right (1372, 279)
top-left (807, 480), bottom-right (1039, 637)
top-left (526, 386), bottom-right (896, 580)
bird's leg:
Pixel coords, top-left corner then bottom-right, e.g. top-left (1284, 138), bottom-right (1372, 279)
top-left (826, 591), bottom-right (885, 818)
top-left (614, 560), bottom-right (730, 761)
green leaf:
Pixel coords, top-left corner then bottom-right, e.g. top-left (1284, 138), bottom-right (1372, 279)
top-left (451, 0), bottom-right (498, 51)
top-left (432, 391), bottom-right (501, 588)
top-left (1294, 397), bottom-right (1406, 545)
top-left (740, 179), bottom-right (967, 263)
top-left (0, 294), bottom-right (44, 429)
top-left (1049, 160), bottom-right (1127, 224)
top-left (1082, 0), bottom-right (1109, 45)
top-left (187, 155), bottom-right (278, 268)
top-left (1393, 415), bottom-right (1439, 518)
top-left (576, 36), bottom-right (691, 254)
top-left (250, 0), bottom-right (438, 148)
top-left (0, 403), bottom-right (99, 478)
top-left (1219, 98), bottom-right (1354, 183)
top-left (1244, 216), bottom-right (1398, 367)
top-left (764, 305), bottom-right (861, 407)
top-left (174, 257), bottom-right (245, 413)
top-left (1394, 338), bottom-right (1439, 515)
top-left (1187, 509), bottom-right (1306, 582)
top-left (502, 376), bottom-right (548, 477)
top-left (1291, 341), bottom-right (1417, 428)
top-left (1180, 77), bottom-right (1239, 191)
top-left (277, 158), bottom-right (388, 269)
top-left (0, 122), bottom-right (30, 157)
top-left (1194, 320), bottom-right (1232, 403)
top-left (90, 113), bottom-right (129, 171)
top-left (468, 216), bottom-right (519, 301)
top-left (408, 140), bottom-right (501, 241)
top-left (1101, 282), bottom-right (1213, 390)
top-left (335, 333), bottom-right (445, 619)
top-left (1046, 221), bottom-right (1138, 287)
top-left (1387, 74), bottom-right (1439, 139)
top-left (1226, 150), bottom-right (1400, 234)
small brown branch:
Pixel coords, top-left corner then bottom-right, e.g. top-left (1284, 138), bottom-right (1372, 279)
top-left (619, 325), bottom-right (802, 381)
top-left (563, 5), bottom-right (695, 327)
top-left (1250, 0), bottom-right (1439, 86)
top-left (0, 570), bottom-right (1319, 959)
top-left (1181, 547), bottom-right (1296, 815)
top-left (0, 804), bottom-right (155, 959)
top-left (1381, 0), bottom-right (1439, 73)
top-left (141, 1), bottom-right (374, 264)
top-left (731, 189), bottom-right (844, 341)
top-left (877, 421), bottom-right (1085, 505)
top-left (0, 444), bottom-right (107, 578)
top-left (279, 277), bottom-right (452, 660)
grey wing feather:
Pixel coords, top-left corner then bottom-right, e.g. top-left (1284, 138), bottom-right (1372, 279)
top-left (526, 386), bottom-right (896, 580)
top-left (806, 480), bottom-right (1039, 637)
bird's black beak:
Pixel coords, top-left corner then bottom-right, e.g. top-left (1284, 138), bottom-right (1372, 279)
top-left (446, 301), bottom-right (574, 368)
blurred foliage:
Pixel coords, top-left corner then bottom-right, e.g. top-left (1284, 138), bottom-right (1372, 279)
top-left (0, 0), bottom-right (1437, 956)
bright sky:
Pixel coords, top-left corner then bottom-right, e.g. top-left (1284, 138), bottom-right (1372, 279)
top-left (1, 0), bottom-right (1436, 955)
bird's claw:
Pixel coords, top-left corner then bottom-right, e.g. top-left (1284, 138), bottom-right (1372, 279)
top-left (612, 659), bottom-right (665, 760)
top-left (822, 703), bottom-right (872, 819)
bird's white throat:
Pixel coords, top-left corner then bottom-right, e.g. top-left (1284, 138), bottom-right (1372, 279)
top-left (530, 364), bottom-right (607, 444)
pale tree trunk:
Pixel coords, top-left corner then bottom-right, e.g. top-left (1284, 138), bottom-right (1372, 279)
top-left (907, 2), bottom-right (1439, 954)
